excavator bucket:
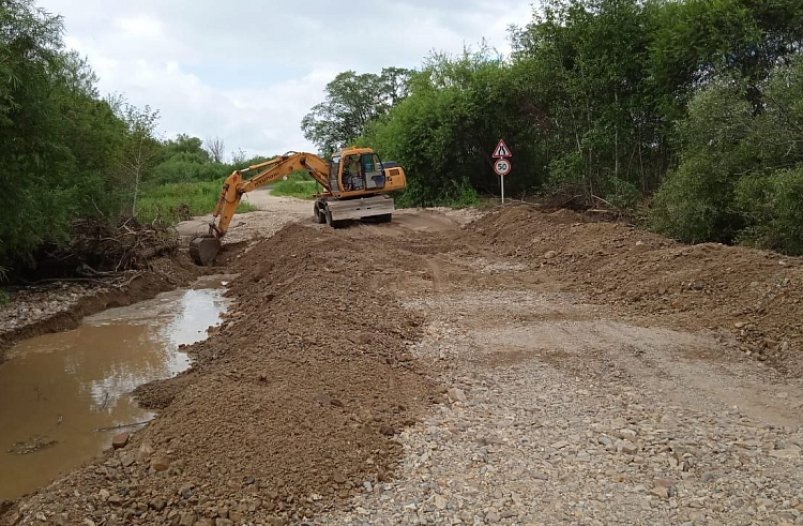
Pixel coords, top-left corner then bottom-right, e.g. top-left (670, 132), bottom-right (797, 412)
top-left (190, 236), bottom-right (221, 266)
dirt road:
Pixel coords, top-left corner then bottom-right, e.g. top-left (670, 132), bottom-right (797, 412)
top-left (3, 204), bottom-right (803, 525)
top-left (175, 189), bottom-right (311, 244)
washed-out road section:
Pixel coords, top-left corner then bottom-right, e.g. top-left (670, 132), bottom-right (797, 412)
top-left (2, 198), bottom-right (802, 525)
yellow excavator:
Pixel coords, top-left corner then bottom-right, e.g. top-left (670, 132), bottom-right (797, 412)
top-left (189, 147), bottom-right (406, 265)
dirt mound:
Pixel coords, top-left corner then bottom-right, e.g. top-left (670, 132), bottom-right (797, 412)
top-left (546, 208), bottom-right (588, 224)
top-left (469, 205), bottom-right (803, 375)
top-left (5, 224), bottom-right (434, 525)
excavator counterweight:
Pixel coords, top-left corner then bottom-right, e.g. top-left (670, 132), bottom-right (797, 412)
top-left (189, 147), bottom-right (406, 265)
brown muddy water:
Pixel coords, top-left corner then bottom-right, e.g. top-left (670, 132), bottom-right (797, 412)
top-left (0, 276), bottom-right (231, 500)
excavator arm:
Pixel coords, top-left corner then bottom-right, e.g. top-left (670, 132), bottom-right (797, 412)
top-left (210, 152), bottom-right (330, 238)
top-left (190, 152), bottom-right (330, 265)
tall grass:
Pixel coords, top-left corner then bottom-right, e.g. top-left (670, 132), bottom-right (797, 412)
top-left (271, 170), bottom-right (319, 200)
top-left (137, 179), bottom-right (255, 224)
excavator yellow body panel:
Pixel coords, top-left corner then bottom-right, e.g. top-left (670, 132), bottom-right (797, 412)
top-left (383, 165), bottom-right (406, 192)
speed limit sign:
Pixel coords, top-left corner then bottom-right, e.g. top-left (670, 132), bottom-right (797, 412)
top-left (493, 158), bottom-right (512, 177)
top-left (492, 138), bottom-right (512, 204)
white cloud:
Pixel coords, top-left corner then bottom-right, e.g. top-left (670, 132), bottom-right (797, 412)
top-left (115, 15), bottom-right (164, 39)
top-left (39, 0), bottom-right (535, 158)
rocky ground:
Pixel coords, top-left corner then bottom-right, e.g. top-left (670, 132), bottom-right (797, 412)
top-left (2, 201), bottom-right (803, 525)
top-left (321, 293), bottom-right (803, 525)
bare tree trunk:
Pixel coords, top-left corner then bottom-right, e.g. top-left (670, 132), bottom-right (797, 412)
top-left (131, 165), bottom-right (141, 216)
top-left (638, 126), bottom-right (645, 193)
top-left (586, 98), bottom-right (594, 200)
top-left (131, 137), bottom-right (144, 216)
top-left (205, 137), bottom-right (226, 163)
top-left (614, 90), bottom-right (619, 180)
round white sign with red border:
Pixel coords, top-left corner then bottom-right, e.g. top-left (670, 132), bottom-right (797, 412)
top-left (494, 158), bottom-right (512, 177)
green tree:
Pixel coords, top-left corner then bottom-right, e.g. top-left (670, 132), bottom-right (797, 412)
top-left (146, 134), bottom-right (233, 184)
top-left (353, 0), bottom-right (803, 209)
top-left (651, 56), bottom-right (803, 253)
top-left (115, 102), bottom-right (161, 215)
top-left (379, 66), bottom-right (412, 106)
top-left (301, 67), bottom-right (412, 155)
top-left (363, 47), bottom-right (532, 205)
top-left (0, 0), bottom-right (65, 266)
top-left (0, 1), bottom-right (153, 271)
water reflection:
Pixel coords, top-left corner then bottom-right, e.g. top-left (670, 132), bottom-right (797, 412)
top-left (0, 277), bottom-right (229, 499)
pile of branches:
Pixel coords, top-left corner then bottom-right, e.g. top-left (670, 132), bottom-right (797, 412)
top-left (67, 217), bottom-right (179, 274)
top-left (13, 218), bottom-right (179, 282)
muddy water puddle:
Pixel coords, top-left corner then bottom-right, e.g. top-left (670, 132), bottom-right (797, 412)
top-left (0, 275), bottom-right (231, 500)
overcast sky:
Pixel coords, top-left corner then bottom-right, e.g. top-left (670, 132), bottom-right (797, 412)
top-left (39, 0), bottom-right (534, 159)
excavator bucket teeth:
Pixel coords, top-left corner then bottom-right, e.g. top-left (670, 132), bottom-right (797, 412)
top-left (190, 236), bottom-right (221, 266)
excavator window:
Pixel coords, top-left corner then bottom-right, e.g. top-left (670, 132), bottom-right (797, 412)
top-left (329, 155), bottom-right (341, 191)
top-left (363, 153), bottom-right (385, 190)
top-left (342, 155), bottom-right (365, 191)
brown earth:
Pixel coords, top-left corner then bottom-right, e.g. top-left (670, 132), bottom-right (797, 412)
top-left (132, 223), bottom-right (438, 518)
top-left (471, 205), bottom-right (803, 376)
top-left (2, 203), bottom-right (802, 525)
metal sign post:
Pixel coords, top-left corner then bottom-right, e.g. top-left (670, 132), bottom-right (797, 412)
top-left (492, 139), bottom-right (512, 205)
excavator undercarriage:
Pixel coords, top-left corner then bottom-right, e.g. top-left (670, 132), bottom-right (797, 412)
top-left (313, 194), bottom-right (394, 226)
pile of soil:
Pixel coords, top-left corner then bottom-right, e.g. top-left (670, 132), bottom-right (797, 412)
top-left (469, 205), bottom-right (803, 375)
top-left (3, 224), bottom-right (435, 525)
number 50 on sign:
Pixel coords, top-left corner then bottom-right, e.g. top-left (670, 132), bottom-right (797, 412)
top-left (494, 158), bottom-right (511, 177)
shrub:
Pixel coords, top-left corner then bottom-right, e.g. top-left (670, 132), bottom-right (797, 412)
top-left (735, 168), bottom-right (803, 255)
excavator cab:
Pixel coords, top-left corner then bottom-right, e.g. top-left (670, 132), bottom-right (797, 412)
top-left (362, 154), bottom-right (386, 190)
top-left (331, 150), bottom-right (404, 195)
top-left (335, 152), bottom-right (385, 192)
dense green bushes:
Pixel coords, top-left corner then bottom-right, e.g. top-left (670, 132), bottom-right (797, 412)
top-left (0, 1), bottom-right (150, 270)
top-left (149, 135), bottom-right (231, 185)
top-left (651, 57), bottom-right (803, 251)
top-left (736, 169), bottom-right (803, 255)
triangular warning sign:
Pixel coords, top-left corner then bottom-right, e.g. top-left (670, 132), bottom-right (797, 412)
top-left (492, 139), bottom-right (512, 158)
